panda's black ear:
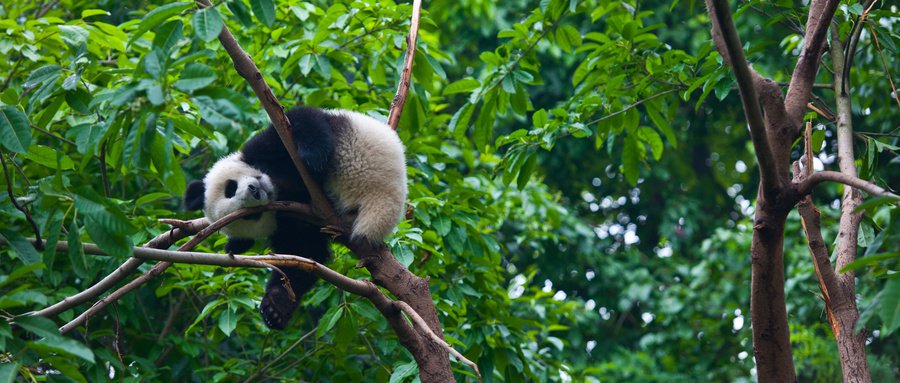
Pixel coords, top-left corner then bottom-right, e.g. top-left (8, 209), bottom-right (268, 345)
top-left (184, 180), bottom-right (206, 210)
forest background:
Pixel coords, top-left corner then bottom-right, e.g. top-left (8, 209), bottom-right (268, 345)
top-left (0, 0), bottom-right (897, 381)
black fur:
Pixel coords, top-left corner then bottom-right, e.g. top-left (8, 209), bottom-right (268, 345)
top-left (184, 180), bottom-right (205, 210)
top-left (186, 107), bottom-right (343, 329)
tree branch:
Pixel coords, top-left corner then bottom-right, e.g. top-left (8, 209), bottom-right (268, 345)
top-left (705, 0), bottom-right (780, 194)
top-left (194, 0), bottom-right (337, 224)
top-left (796, 171), bottom-right (896, 198)
top-left (784, 0), bottom-right (840, 126)
top-left (1, 148), bottom-right (43, 249)
top-left (386, 0), bottom-right (422, 130)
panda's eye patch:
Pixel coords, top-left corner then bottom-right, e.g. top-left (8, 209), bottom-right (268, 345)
top-left (225, 180), bottom-right (238, 198)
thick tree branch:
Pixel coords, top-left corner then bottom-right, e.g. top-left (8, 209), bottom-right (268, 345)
top-left (796, 171), bottom-right (896, 199)
top-left (195, 0), bottom-right (337, 224)
top-left (784, 0), bottom-right (840, 126)
top-left (386, 0), bottom-right (422, 130)
top-left (27, 239), bottom-right (478, 378)
top-left (705, 0), bottom-right (779, 194)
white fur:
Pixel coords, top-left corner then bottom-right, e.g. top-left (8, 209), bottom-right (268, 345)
top-left (325, 110), bottom-right (407, 242)
top-left (203, 153), bottom-right (278, 239)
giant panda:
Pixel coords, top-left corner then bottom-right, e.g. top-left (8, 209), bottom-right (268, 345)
top-left (184, 107), bottom-right (407, 329)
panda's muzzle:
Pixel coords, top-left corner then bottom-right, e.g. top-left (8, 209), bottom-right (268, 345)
top-left (248, 183), bottom-right (261, 200)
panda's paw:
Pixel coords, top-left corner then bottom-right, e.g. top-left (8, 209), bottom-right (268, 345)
top-left (260, 284), bottom-right (299, 330)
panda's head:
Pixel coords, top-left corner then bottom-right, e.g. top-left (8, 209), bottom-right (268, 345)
top-left (184, 153), bottom-right (277, 238)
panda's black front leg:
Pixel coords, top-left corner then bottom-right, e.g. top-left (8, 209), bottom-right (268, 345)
top-left (225, 237), bottom-right (255, 255)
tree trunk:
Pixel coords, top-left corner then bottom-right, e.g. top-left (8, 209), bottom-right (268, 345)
top-left (750, 194), bottom-right (796, 382)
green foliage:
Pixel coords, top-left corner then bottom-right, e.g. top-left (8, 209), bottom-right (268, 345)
top-left (0, 0), bottom-right (897, 381)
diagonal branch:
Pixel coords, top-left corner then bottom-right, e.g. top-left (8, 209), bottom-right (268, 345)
top-left (795, 171), bottom-right (897, 199)
top-left (784, 0), bottom-right (840, 126)
top-left (705, 0), bottom-right (779, 194)
top-left (194, 0), bottom-right (338, 224)
top-left (386, 0), bottom-right (422, 130)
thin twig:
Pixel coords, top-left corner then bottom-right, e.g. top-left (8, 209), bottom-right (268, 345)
top-left (867, 24), bottom-right (900, 111)
top-left (586, 88), bottom-right (680, 126)
top-left (0, 147), bottom-right (43, 249)
top-left (387, 0), bottom-right (422, 130)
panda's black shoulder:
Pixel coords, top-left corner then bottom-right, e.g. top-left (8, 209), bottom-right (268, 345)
top-left (241, 106), bottom-right (339, 181)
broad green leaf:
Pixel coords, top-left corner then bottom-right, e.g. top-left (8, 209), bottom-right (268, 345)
top-left (24, 65), bottom-right (61, 88)
top-left (517, 153), bottom-right (538, 189)
top-left (0, 361), bottom-right (18, 383)
top-left (556, 24), bottom-right (582, 52)
top-left (443, 78), bottom-right (480, 95)
top-left (0, 228), bottom-right (41, 265)
top-left (474, 97), bottom-right (497, 151)
top-left (840, 253), bottom-right (899, 273)
top-left (533, 108), bottom-right (548, 128)
top-left (622, 135), bottom-right (639, 185)
top-left (174, 63), bottom-right (217, 91)
top-left (449, 103), bottom-right (474, 141)
top-left (65, 88), bottom-right (91, 114)
top-left (130, 2), bottom-right (193, 45)
top-left (644, 102), bottom-right (677, 148)
top-left (153, 20), bottom-right (184, 52)
top-left (193, 7), bottom-right (224, 42)
top-left (218, 305), bottom-right (237, 335)
top-left (0, 106), bottom-right (31, 153)
top-left (81, 9), bottom-right (109, 18)
top-left (250, 0), bottom-right (276, 26)
top-left (298, 54), bottom-right (314, 76)
top-left (639, 127), bottom-right (664, 160)
top-left (317, 305), bottom-right (343, 337)
top-left (30, 337), bottom-right (95, 363)
top-left (389, 360), bottom-right (418, 383)
top-left (881, 277), bottom-right (900, 335)
top-left (67, 220), bottom-right (88, 279)
top-left (26, 145), bottom-right (75, 170)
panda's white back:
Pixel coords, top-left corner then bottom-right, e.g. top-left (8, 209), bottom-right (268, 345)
top-left (324, 110), bottom-right (407, 242)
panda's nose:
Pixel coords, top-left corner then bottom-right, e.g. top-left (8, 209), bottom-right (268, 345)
top-left (248, 183), bottom-right (261, 200)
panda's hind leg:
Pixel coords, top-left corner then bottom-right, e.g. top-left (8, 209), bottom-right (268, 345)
top-left (260, 267), bottom-right (318, 329)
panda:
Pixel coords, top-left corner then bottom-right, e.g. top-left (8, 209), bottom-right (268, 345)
top-left (184, 107), bottom-right (407, 329)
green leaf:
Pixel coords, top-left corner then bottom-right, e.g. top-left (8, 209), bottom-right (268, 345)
top-left (24, 65), bottom-right (61, 88)
top-left (555, 24), bottom-right (582, 52)
top-left (0, 228), bottom-right (41, 265)
top-left (81, 9), bottom-right (109, 18)
top-left (218, 305), bottom-right (237, 335)
top-left (622, 136), bottom-right (639, 185)
top-left (0, 361), bottom-right (18, 383)
top-left (449, 103), bottom-right (474, 141)
top-left (644, 102), bottom-right (677, 148)
top-left (250, 0), bottom-right (276, 26)
top-left (65, 88), bottom-right (92, 114)
top-left (881, 277), bottom-right (900, 335)
top-left (639, 127), bottom-right (664, 160)
top-left (840, 252), bottom-right (899, 273)
top-left (298, 54), bottom-right (315, 76)
top-left (67, 219), bottom-right (88, 279)
top-left (193, 7), bottom-right (224, 42)
top-left (474, 97), bottom-right (497, 151)
top-left (532, 108), bottom-right (548, 128)
top-left (0, 106), bottom-right (31, 153)
top-left (130, 2), bottom-right (193, 45)
top-left (443, 78), bottom-right (480, 95)
top-left (517, 153), bottom-right (538, 189)
top-left (174, 63), bottom-right (217, 92)
top-left (26, 145), bottom-right (75, 170)
top-left (389, 360), bottom-right (418, 383)
top-left (317, 305), bottom-right (343, 338)
top-left (31, 337), bottom-right (95, 363)
top-left (153, 20), bottom-right (184, 53)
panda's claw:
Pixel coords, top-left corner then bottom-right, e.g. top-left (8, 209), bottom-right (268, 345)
top-left (260, 283), bottom-right (299, 330)
top-left (320, 225), bottom-right (344, 239)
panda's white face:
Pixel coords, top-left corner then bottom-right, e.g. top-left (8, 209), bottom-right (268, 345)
top-left (203, 153), bottom-right (278, 239)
